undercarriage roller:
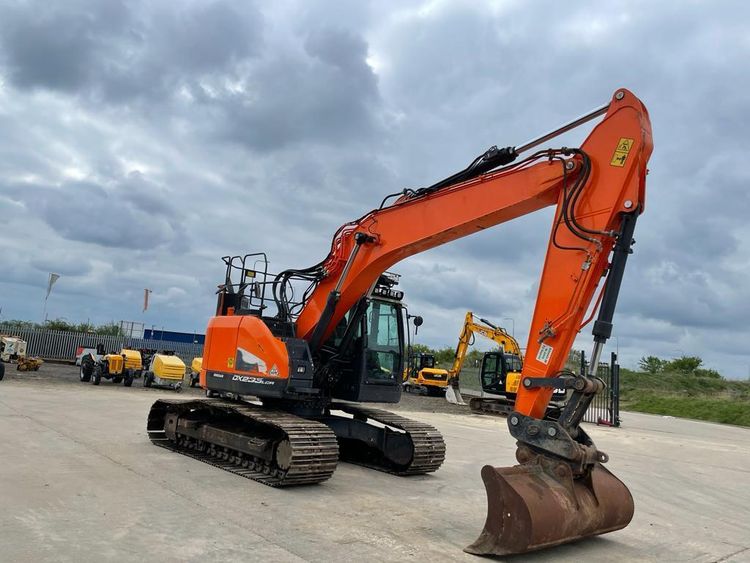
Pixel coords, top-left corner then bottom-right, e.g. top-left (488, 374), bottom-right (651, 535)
top-left (465, 454), bottom-right (634, 555)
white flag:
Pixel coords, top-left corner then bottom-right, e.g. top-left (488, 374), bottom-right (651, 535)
top-left (45, 273), bottom-right (60, 301)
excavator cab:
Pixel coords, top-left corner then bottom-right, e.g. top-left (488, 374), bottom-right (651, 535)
top-left (480, 352), bottom-right (520, 398)
top-left (328, 292), bottom-right (405, 403)
top-left (413, 353), bottom-right (436, 371)
top-left (480, 352), bottom-right (566, 402)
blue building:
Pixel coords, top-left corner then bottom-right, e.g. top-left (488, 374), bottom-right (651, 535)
top-left (144, 329), bottom-right (205, 345)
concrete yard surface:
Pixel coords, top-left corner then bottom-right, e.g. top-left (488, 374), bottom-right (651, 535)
top-left (1, 375), bottom-right (749, 562)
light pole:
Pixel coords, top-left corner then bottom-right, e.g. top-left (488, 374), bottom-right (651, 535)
top-left (502, 317), bottom-right (515, 338)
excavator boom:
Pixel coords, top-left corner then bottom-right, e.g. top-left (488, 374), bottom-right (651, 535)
top-left (291, 91), bottom-right (650, 360)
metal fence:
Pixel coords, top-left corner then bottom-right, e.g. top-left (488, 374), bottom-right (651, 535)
top-left (0, 325), bottom-right (203, 362)
top-left (581, 351), bottom-right (621, 427)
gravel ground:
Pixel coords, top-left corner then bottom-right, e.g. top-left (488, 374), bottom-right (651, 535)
top-left (1, 360), bottom-right (477, 415)
top-left (3, 361), bottom-right (750, 562)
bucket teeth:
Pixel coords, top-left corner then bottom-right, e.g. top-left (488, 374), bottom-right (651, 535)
top-left (465, 457), bottom-right (634, 555)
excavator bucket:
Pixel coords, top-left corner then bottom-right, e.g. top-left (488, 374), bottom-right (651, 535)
top-left (445, 385), bottom-right (466, 405)
top-left (465, 457), bottom-right (634, 555)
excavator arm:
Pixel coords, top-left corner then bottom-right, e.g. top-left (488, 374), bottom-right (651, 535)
top-left (280, 88), bottom-right (652, 555)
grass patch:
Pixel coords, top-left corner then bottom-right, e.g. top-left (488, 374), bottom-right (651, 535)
top-left (453, 363), bottom-right (750, 427)
top-left (623, 395), bottom-right (750, 426)
top-left (617, 369), bottom-right (750, 427)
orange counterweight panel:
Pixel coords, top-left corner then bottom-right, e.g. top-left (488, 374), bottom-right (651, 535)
top-left (200, 315), bottom-right (290, 388)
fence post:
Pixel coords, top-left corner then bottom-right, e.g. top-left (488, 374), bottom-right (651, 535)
top-left (611, 351), bottom-right (621, 427)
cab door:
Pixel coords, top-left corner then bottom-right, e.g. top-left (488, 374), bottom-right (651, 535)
top-left (480, 352), bottom-right (506, 395)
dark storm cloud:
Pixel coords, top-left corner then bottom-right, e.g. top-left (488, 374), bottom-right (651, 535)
top-left (7, 178), bottom-right (187, 251)
top-left (156, 2), bottom-right (261, 72)
top-left (400, 262), bottom-right (519, 315)
top-left (0, 0), bottom-right (262, 103)
top-left (0, 1), bottom-right (748, 376)
top-left (208, 27), bottom-right (380, 151)
top-left (0, 0), bottom-right (377, 151)
top-left (0, 1), bottom-right (131, 92)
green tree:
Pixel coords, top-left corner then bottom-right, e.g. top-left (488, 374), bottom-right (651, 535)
top-left (44, 318), bottom-right (76, 331)
top-left (408, 343), bottom-right (433, 355)
top-left (434, 346), bottom-right (456, 365)
top-left (693, 368), bottom-right (723, 379)
top-left (665, 356), bottom-right (703, 374)
top-left (2, 319), bottom-right (36, 329)
top-left (638, 355), bottom-right (667, 374)
top-left (95, 322), bottom-right (122, 336)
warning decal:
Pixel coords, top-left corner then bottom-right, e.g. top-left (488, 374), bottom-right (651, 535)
top-left (536, 343), bottom-right (554, 365)
top-left (610, 137), bottom-right (635, 167)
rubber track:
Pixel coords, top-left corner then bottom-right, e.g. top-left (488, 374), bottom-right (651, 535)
top-left (331, 403), bottom-right (446, 475)
top-left (468, 397), bottom-right (514, 417)
top-left (147, 399), bottom-right (339, 487)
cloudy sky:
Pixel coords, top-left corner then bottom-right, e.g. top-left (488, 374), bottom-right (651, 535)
top-left (0, 0), bottom-right (748, 377)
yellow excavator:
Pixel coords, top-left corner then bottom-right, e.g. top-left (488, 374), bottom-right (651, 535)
top-left (445, 312), bottom-right (523, 406)
top-left (403, 351), bottom-right (450, 395)
top-left (447, 312), bottom-right (567, 415)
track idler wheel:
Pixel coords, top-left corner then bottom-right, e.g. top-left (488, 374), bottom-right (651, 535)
top-left (465, 452), bottom-right (634, 555)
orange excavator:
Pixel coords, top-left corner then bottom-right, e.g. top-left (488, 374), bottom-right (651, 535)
top-left (147, 88), bottom-right (652, 555)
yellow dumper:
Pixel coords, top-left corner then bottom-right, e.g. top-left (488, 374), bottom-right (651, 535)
top-left (189, 357), bottom-right (202, 387)
top-left (143, 353), bottom-right (186, 390)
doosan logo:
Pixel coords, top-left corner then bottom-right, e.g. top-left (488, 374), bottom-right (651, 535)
top-left (232, 375), bottom-right (273, 385)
